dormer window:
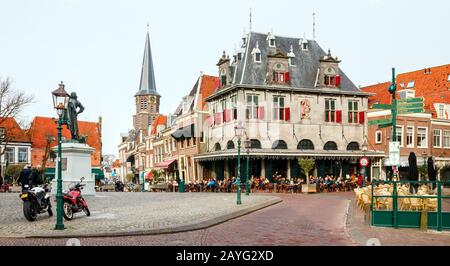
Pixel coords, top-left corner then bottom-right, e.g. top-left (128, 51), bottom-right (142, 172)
top-left (324, 75), bottom-right (340, 86)
top-left (300, 38), bottom-right (308, 51)
top-left (289, 58), bottom-right (295, 66)
top-left (252, 41), bottom-right (262, 63)
top-left (267, 32), bottom-right (276, 47)
top-left (287, 45), bottom-right (295, 66)
top-left (237, 52), bottom-right (242, 60)
top-left (398, 89), bottom-right (415, 99)
top-left (407, 81), bottom-right (415, 88)
top-left (220, 69), bottom-right (227, 87)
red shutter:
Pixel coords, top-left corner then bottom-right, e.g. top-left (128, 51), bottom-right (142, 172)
top-left (284, 107), bottom-right (290, 121)
top-left (224, 109), bottom-right (231, 122)
top-left (205, 115), bottom-right (213, 127)
top-left (359, 111), bottom-right (365, 124)
top-left (215, 112), bottom-right (222, 125)
top-left (258, 106), bottom-right (265, 120)
top-left (336, 110), bottom-right (342, 123)
top-left (285, 72), bottom-right (290, 82)
top-left (335, 75), bottom-right (341, 86)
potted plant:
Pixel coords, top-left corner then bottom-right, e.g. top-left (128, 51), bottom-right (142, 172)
top-left (298, 158), bottom-right (316, 193)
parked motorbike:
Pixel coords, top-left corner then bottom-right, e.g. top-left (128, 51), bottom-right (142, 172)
top-left (62, 177), bottom-right (90, 220)
top-left (19, 184), bottom-right (53, 221)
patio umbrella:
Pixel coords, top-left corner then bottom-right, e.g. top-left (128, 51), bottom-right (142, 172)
top-left (428, 157), bottom-right (436, 190)
top-left (408, 152), bottom-right (419, 194)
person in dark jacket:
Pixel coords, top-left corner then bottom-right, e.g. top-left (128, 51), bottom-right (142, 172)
top-left (19, 165), bottom-right (32, 191)
top-left (29, 165), bottom-right (43, 187)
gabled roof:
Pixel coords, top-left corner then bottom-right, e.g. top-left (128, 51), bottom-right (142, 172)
top-left (361, 64), bottom-right (450, 117)
top-left (27, 116), bottom-right (101, 150)
top-left (0, 117), bottom-right (30, 143)
top-left (150, 115), bottom-right (167, 135)
top-left (135, 31), bottom-right (160, 97)
top-left (224, 31), bottom-right (358, 92)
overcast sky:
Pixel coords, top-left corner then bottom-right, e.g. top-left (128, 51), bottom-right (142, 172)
top-left (0, 0), bottom-right (449, 156)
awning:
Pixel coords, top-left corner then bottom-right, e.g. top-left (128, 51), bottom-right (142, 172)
top-left (154, 159), bottom-right (177, 169)
top-left (383, 157), bottom-right (427, 167)
top-left (171, 124), bottom-right (195, 139)
top-left (92, 168), bottom-right (105, 180)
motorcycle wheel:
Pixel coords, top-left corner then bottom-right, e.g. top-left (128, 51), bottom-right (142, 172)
top-left (63, 202), bottom-right (73, 221)
top-left (23, 201), bottom-right (37, 222)
top-left (83, 207), bottom-right (90, 216)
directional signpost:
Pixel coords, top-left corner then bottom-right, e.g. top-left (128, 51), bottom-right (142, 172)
top-left (397, 97), bottom-right (424, 114)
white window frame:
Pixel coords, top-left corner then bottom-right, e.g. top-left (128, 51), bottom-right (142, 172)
top-left (18, 147), bottom-right (28, 163)
top-left (406, 126), bottom-right (414, 148)
top-left (375, 131), bottom-right (382, 144)
top-left (444, 130), bottom-right (450, 148)
top-left (254, 52), bottom-right (261, 63)
top-left (396, 125), bottom-right (404, 147)
top-left (417, 127), bottom-right (428, 148)
top-left (433, 129), bottom-right (442, 148)
top-left (407, 81), bottom-right (415, 88)
top-left (437, 104), bottom-right (446, 119)
top-left (246, 94), bottom-right (259, 120)
top-left (273, 95), bottom-right (285, 121)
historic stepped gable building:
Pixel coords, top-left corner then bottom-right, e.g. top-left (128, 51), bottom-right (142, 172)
top-left (133, 30), bottom-right (161, 133)
top-left (194, 31), bottom-right (383, 181)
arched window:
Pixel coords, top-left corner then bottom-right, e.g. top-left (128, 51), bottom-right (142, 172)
top-left (297, 139), bottom-right (314, 150)
top-left (272, 140), bottom-right (288, 149)
top-left (324, 141), bottom-right (338, 150)
top-left (214, 143), bottom-right (221, 151)
top-left (226, 140), bottom-right (235, 150)
top-left (250, 139), bottom-right (261, 149)
top-left (347, 142), bottom-right (360, 151)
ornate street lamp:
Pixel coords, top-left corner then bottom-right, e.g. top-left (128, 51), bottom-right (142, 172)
top-left (234, 122), bottom-right (245, 205)
top-left (362, 139), bottom-right (368, 187)
top-left (51, 81), bottom-right (70, 230)
top-left (244, 138), bottom-right (251, 196)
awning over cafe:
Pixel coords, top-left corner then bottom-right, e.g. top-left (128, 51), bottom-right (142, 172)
top-left (171, 124), bottom-right (195, 139)
top-left (154, 159), bottom-right (177, 169)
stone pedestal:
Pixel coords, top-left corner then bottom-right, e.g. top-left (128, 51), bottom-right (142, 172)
top-left (51, 142), bottom-right (96, 196)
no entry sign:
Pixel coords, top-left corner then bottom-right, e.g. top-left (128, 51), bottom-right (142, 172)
top-left (359, 157), bottom-right (369, 167)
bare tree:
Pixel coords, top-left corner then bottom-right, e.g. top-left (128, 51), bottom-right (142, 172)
top-left (0, 78), bottom-right (34, 183)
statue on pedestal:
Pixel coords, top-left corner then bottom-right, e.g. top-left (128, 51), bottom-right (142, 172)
top-left (64, 92), bottom-right (85, 141)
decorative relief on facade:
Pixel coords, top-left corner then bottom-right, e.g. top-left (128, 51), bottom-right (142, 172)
top-left (300, 99), bottom-right (311, 120)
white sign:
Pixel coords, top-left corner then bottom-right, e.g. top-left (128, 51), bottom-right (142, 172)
top-left (389, 141), bottom-right (400, 166)
top-left (359, 157), bottom-right (370, 167)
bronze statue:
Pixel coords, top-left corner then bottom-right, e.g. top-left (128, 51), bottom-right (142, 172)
top-left (64, 92), bottom-right (85, 140)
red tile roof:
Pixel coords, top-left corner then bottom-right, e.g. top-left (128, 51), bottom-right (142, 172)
top-left (197, 75), bottom-right (219, 111)
top-left (0, 117), bottom-right (30, 143)
top-left (27, 116), bottom-right (101, 151)
top-left (362, 64), bottom-right (450, 117)
top-left (150, 115), bottom-right (167, 135)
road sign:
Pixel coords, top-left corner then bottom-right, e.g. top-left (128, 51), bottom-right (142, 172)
top-left (398, 108), bottom-right (423, 114)
top-left (397, 97), bottom-right (423, 103)
top-left (397, 102), bottom-right (423, 108)
top-left (372, 103), bottom-right (391, 109)
top-left (359, 157), bottom-right (370, 167)
top-left (368, 118), bottom-right (392, 126)
top-left (389, 141), bottom-right (400, 166)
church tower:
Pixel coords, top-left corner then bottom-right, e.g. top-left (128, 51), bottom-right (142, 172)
top-left (133, 29), bottom-right (161, 133)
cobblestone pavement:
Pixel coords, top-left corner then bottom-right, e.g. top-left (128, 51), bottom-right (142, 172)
top-left (0, 192), bottom-right (353, 246)
top-left (347, 197), bottom-right (450, 246)
top-left (0, 192), bottom-right (280, 238)
top-left (1, 192), bottom-right (449, 246)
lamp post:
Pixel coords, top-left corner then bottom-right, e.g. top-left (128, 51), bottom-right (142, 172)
top-left (234, 122), bottom-right (245, 205)
top-left (362, 139), bottom-right (368, 187)
top-left (388, 68), bottom-right (398, 181)
top-left (244, 138), bottom-right (251, 196)
top-left (51, 81), bottom-right (70, 230)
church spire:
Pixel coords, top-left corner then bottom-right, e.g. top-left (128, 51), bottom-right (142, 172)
top-left (136, 29), bottom-right (159, 96)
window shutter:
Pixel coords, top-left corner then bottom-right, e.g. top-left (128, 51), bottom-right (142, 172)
top-left (336, 110), bottom-right (342, 123)
top-left (284, 107), bottom-right (290, 121)
top-left (335, 75), bottom-right (341, 86)
top-left (223, 109), bottom-right (229, 122)
top-left (258, 106), bottom-right (265, 120)
top-left (273, 71), bottom-right (276, 82)
top-left (215, 112), bottom-right (222, 125)
top-left (233, 108), bottom-right (237, 120)
top-left (206, 115), bottom-right (213, 127)
top-left (359, 111), bottom-right (365, 124)
top-left (285, 72), bottom-right (290, 82)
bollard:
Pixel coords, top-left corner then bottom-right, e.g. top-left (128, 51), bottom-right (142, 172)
top-left (420, 209), bottom-right (428, 231)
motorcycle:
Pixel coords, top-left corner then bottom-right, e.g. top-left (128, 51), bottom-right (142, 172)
top-left (62, 177), bottom-right (90, 220)
top-left (19, 184), bottom-right (53, 221)
top-left (115, 180), bottom-right (124, 192)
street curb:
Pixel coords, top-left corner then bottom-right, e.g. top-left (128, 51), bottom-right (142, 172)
top-left (20, 197), bottom-right (282, 239)
top-left (342, 199), bottom-right (358, 246)
top-left (345, 198), bottom-right (370, 246)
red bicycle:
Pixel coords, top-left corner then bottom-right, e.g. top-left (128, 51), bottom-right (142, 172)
top-left (62, 177), bottom-right (90, 220)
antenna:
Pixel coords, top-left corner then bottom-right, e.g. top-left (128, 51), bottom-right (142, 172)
top-left (313, 12), bottom-right (316, 40)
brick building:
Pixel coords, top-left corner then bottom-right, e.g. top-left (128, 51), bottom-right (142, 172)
top-left (362, 64), bottom-right (450, 180)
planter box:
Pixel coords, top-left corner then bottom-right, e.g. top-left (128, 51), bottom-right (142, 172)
top-left (302, 184), bottom-right (317, 193)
